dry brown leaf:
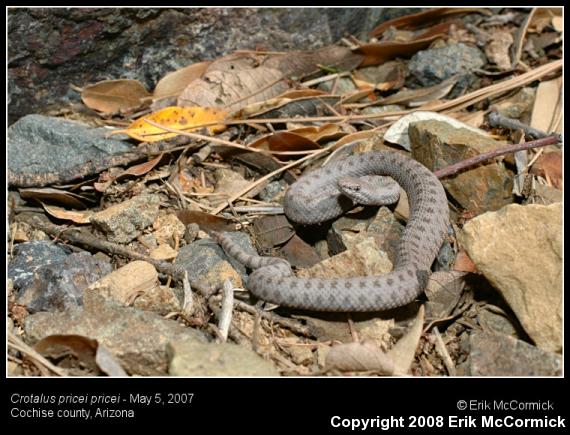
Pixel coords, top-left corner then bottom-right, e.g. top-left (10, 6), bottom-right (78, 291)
top-left (325, 341), bottom-right (396, 374)
top-left (40, 202), bottom-right (92, 224)
top-left (34, 334), bottom-right (127, 376)
top-left (19, 187), bottom-right (90, 209)
top-left (357, 22), bottom-right (457, 67)
top-left (280, 234), bottom-right (322, 268)
top-left (81, 79), bottom-right (151, 113)
top-left (153, 61), bottom-right (212, 100)
top-left (249, 123), bottom-right (343, 155)
top-left (528, 7), bottom-right (562, 34)
top-left (530, 76), bottom-right (562, 134)
top-left (35, 334), bottom-right (100, 373)
top-left (252, 215), bottom-right (295, 249)
top-left (530, 151), bottom-right (562, 190)
top-left (387, 305), bottom-right (425, 375)
top-left (370, 7), bottom-right (489, 37)
top-left (176, 209), bottom-right (237, 233)
top-left (116, 153), bottom-right (164, 181)
top-left (178, 47), bottom-right (362, 112)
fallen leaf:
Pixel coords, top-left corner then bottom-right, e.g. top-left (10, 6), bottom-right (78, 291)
top-left (116, 153), bottom-right (165, 181)
top-left (176, 209), bottom-right (237, 233)
top-left (357, 22), bottom-right (457, 67)
top-left (81, 79), bottom-right (151, 113)
top-left (251, 215), bottom-right (295, 248)
top-left (19, 187), bottom-right (91, 209)
top-left (325, 341), bottom-right (396, 374)
top-left (40, 202), bottom-right (92, 224)
top-left (109, 106), bottom-right (228, 142)
top-left (370, 7), bottom-right (489, 37)
top-left (153, 61), bottom-right (212, 101)
top-left (530, 151), bottom-right (562, 190)
top-left (178, 47), bottom-right (362, 111)
top-left (387, 305), bottom-right (425, 375)
top-left (530, 77), bottom-right (562, 134)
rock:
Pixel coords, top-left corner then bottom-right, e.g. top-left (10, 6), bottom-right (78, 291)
top-left (153, 213), bottom-right (186, 245)
top-left (408, 43), bottom-right (486, 86)
top-left (461, 331), bottom-right (561, 376)
top-left (167, 340), bottom-right (279, 376)
top-left (209, 168), bottom-right (253, 207)
top-left (91, 194), bottom-right (160, 244)
top-left (149, 244), bottom-right (178, 261)
top-left (297, 236), bottom-right (393, 281)
top-left (410, 120), bottom-right (514, 214)
top-left (183, 223), bottom-right (200, 244)
top-left (490, 87), bottom-right (536, 119)
top-left (132, 285), bottom-right (181, 316)
top-left (530, 183), bottom-right (562, 205)
top-left (9, 9), bottom-right (374, 123)
top-left (16, 251), bottom-right (112, 313)
top-left (477, 308), bottom-right (522, 338)
top-left (175, 232), bottom-right (256, 290)
top-left (24, 289), bottom-right (206, 375)
top-left (459, 203), bottom-right (562, 352)
top-left (87, 260), bottom-right (159, 305)
top-left (259, 180), bottom-right (287, 202)
top-left (8, 115), bottom-right (133, 187)
top-left (8, 240), bottom-right (71, 290)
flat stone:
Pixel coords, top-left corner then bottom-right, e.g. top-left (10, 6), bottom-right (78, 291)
top-left (408, 43), bottom-right (486, 86)
top-left (24, 289), bottom-right (206, 375)
top-left (462, 331), bottom-right (561, 376)
top-left (8, 115), bottom-right (133, 187)
top-left (91, 193), bottom-right (160, 244)
top-left (167, 340), bottom-right (279, 376)
top-left (410, 120), bottom-right (514, 214)
top-left (16, 251), bottom-right (112, 313)
top-left (8, 240), bottom-right (72, 291)
top-left (459, 203), bottom-right (562, 352)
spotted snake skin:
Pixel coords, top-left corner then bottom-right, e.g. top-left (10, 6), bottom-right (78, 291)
top-left (212, 151), bottom-right (449, 311)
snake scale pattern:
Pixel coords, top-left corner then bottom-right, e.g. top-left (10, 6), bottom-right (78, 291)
top-left (212, 151), bottom-right (449, 311)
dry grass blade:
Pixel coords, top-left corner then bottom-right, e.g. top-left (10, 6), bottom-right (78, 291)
top-left (8, 332), bottom-right (67, 376)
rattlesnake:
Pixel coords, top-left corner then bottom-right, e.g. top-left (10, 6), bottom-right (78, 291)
top-left (212, 151), bottom-right (449, 311)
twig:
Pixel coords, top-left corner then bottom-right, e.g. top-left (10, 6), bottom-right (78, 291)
top-left (434, 135), bottom-right (561, 179)
top-left (8, 332), bottom-right (67, 376)
top-left (488, 111), bottom-right (549, 139)
top-left (19, 214), bottom-right (198, 284)
top-left (432, 327), bottom-right (456, 376)
top-left (218, 279), bottom-right (235, 342)
top-left (233, 299), bottom-right (312, 337)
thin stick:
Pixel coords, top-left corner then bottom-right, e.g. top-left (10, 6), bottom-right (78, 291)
top-left (218, 279), bottom-right (235, 342)
top-left (8, 332), bottom-right (67, 376)
top-left (433, 327), bottom-right (456, 376)
top-left (434, 135), bottom-right (561, 179)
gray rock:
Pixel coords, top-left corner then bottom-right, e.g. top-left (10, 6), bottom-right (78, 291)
top-left (8, 8), bottom-right (376, 123)
top-left (8, 115), bottom-right (133, 186)
top-left (90, 194), bottom-right (160, 244)
top-left (15, 250), bottom-right (112, 313)
top-left (8, 240), bottom-right (71, 290)
top-left (24, 289), bottom-right (207, 375)
top-left (176, 232), bottom-right (257, 289)
top-left (259, 180), bottom-right (287, 202)
top-left (462, 331), bottom-right (561, 376)
top-left (167, 340), bottom-right (279, 376)
top-left (409, 43), bottom-right (486, 86)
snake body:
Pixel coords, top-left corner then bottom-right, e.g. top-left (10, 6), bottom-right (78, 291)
top-left (213, 151), bottom-right (449, 311)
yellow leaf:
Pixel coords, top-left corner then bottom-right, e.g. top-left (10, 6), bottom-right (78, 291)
top-left (110, 106), bottom-right (228, 142)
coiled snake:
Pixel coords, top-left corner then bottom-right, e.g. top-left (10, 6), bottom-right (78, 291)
top-left (212, 151), bottom-right (449, 311)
